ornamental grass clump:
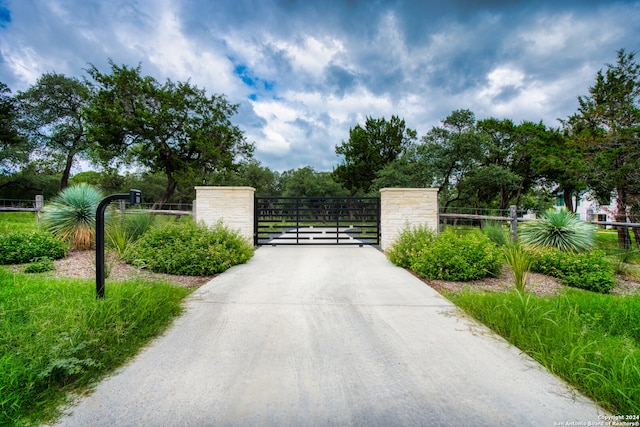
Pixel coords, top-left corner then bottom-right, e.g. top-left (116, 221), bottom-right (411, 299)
top-left (503, 244), bottom-right (532, 293)
top-left (519, 208), bottom-right (595, 253)
top-left (42, 183), bottom-right (105, 250)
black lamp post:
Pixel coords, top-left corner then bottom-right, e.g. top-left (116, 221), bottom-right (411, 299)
top-left (96, 189), bottom-right (142, 298)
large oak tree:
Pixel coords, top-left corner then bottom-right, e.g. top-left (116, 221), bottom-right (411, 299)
top-left (86, 62), bottom-right (254, 208)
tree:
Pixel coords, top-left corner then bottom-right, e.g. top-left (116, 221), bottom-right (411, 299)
top-left (0, 82), bottom-right (30, 174)
top-left (333, 115), bottom-right (416, 194)
top-left (569, 49), bottom-right (640, 249)
top-left (16, 73), bottom-right (92, 189)
top-left (279, 166), bottom-right (349, 197)
top-left (86, 61), bottom-right (254, 208)
top-left (420, 109), bottom-right (484, 209)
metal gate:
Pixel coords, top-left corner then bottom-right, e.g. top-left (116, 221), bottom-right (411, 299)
top-left (254, 196), bottom-right (380, 246)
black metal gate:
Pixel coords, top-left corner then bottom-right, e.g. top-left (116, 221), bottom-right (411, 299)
top-left (254, 196), bottom-right (380, 246)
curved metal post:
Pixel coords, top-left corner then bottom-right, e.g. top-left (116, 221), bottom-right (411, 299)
top-left (96, 190), bottom-right (141, 298)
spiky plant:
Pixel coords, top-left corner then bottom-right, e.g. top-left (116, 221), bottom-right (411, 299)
top-left (519, 209), bottom-right (596, 253)
top-left (503, 244), bottom-right (531, 293)
top-left (42, 183), bottom-right (105, 250)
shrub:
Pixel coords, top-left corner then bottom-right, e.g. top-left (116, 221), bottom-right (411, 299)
top-left (41, 183), bottom-right (105, 250)
top-left (528, 247), bottom-right (615, 293)
top-left (519, 209), bottom-right (596, 253)
top-left (0, 231), bottom-right (67, 264)
top-left (24, 257), bottom-right (55, 273)
top-left (386, 224), bottom-right (436, 268)
top-left (125, 220), bottom-right (254, 275)
top-left (409, 229), bottom-right (502, 281)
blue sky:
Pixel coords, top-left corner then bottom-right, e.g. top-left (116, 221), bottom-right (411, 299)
top-left (1, 0), bottom-right (639, 172)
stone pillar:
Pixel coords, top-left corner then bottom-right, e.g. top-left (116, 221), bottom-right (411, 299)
top-left (194, 187), bottom-right (255, 244)
top-left (379, 188), bottom-right (439, 252)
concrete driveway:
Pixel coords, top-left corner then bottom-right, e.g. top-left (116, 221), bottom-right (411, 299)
top-left (55, 246), bottom-right (605, 426)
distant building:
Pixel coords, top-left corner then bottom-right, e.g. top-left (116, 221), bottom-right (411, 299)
top-left (554, 191), bottom-right (617, 225)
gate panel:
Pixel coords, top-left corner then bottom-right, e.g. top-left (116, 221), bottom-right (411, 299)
top-left (255, 197), bottom-right (380, 246)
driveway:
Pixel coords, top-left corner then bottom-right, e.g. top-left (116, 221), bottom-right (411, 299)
top-left (55, 246), bottom-right (605, 426)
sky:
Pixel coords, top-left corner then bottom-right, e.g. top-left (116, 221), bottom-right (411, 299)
top-left (1, 0), bottom-right (639, 173)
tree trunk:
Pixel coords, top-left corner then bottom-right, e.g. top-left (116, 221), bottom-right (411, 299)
top-left (563, 191), bottom-right (574, 213)
top-left (152, 171), bottom-right (177, 210)
top-left (60, 150), bottom-right (76, 190)
top-left (616, 187), bottom-right (632, 250)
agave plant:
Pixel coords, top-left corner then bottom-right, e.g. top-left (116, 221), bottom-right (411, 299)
top-left (519, 208), bottom-right (595, 253)
top-left (42, 183), bottom-right (105, 250)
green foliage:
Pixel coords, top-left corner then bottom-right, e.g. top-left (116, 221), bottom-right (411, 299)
top-left (16, 72), bottom-right (92, 189)
top-left (519, 209), bottom-right (596, 253)
top-left (24, 256), bottom-right (55, 273)
top-left (280, 166), bottom-right (349, 197)
top-left (0, 231), bottom-right (66, 264)
top-left (333, 115), bottom-right (416, 194)
top-left (0, 268), bottom-right (190, 425)
top-left (448, 289), bottom-right (640, 415)
top-left (125, 220), bottom-right (254, 275)
top-left (388, 227), bottom-right (502, 281)
top-left (41, 183), bottom-right (104, 250)
top-left (410, 230), bottom-right (502, 281)
top-left (386, 224), bottom-right (436, 268)
top-left (483, 221), bottom-right (508, 246)
top-left (528, 247), bottom-right (615, 293)
top-left (503, 244), bottom-right (532, 292)
top-left (106, 212), bottom-right (156, 259)
top-left (85, 61), bottom-right (254, 208)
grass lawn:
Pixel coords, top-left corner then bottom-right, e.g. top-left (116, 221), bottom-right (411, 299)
top-left (446, 288), bottom-right (640, 415)
top-left (0, 212), bottom-right (40, 234)
top-left (0, 268), bottom-right (191, 426)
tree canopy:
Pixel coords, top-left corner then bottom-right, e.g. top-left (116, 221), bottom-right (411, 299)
top-left (16, 73), bottom-right (92, 189)
top-left (333, 115), bottom-right (416, 194)
top-left (568, 48), bottom-right (640, 248)
top-left (85, 61), bottom-right (254, 208)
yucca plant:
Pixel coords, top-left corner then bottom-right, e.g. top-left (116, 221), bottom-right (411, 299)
top-left (519, 208), bottom-right (595, 253)
top-left (42, 183), bottom-right (105, 250)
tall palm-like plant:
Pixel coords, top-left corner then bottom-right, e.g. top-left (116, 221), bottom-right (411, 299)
top-left (42, 183), bottom-right (105, 250)
top-left (519, 209), bottom-right (595, 253)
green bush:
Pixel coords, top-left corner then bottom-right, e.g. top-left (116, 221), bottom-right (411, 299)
top-left (528, 247), bottom-right (615, 293)
top-left (24, 257), bottom-right (55, 273)
top-left (0, 231), bottom-right (67, 264)
top-left (386, 224), bottom-right (436, 268)
top-left (125, 221), bottom-right (254, 275)
top-left (396, 229), bottom-right (502, 281)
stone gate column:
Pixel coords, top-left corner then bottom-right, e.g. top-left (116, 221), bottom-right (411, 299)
top-left (194, 186), bottom-right (255, 244)
top-left (379, 188), bottom-right (439, 252)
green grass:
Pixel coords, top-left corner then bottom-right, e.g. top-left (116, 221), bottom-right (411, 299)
top-left (0, 268), bottom-right (191, 426)
top-left (447, 288), bottom-right (640, 415)
top-left (0, 212), bottom-right (40, 234)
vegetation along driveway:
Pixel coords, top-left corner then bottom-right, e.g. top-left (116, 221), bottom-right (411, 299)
top-left (56, 246), bottom-right (605, 426)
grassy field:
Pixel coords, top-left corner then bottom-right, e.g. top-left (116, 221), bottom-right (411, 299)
top-left (0, 269), bottom-right (191, 426)
top-left (0, 212), bottom-right (40, 234)
top-left (447, 289), bottom-right (640, 415)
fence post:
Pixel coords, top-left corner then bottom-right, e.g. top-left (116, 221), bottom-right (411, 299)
top-left (192, 200), bottom-right (197, 223)
top-left (510, 205), bottom-right (518, 243)
top-left (35, 195), bottom-right (44, 223)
